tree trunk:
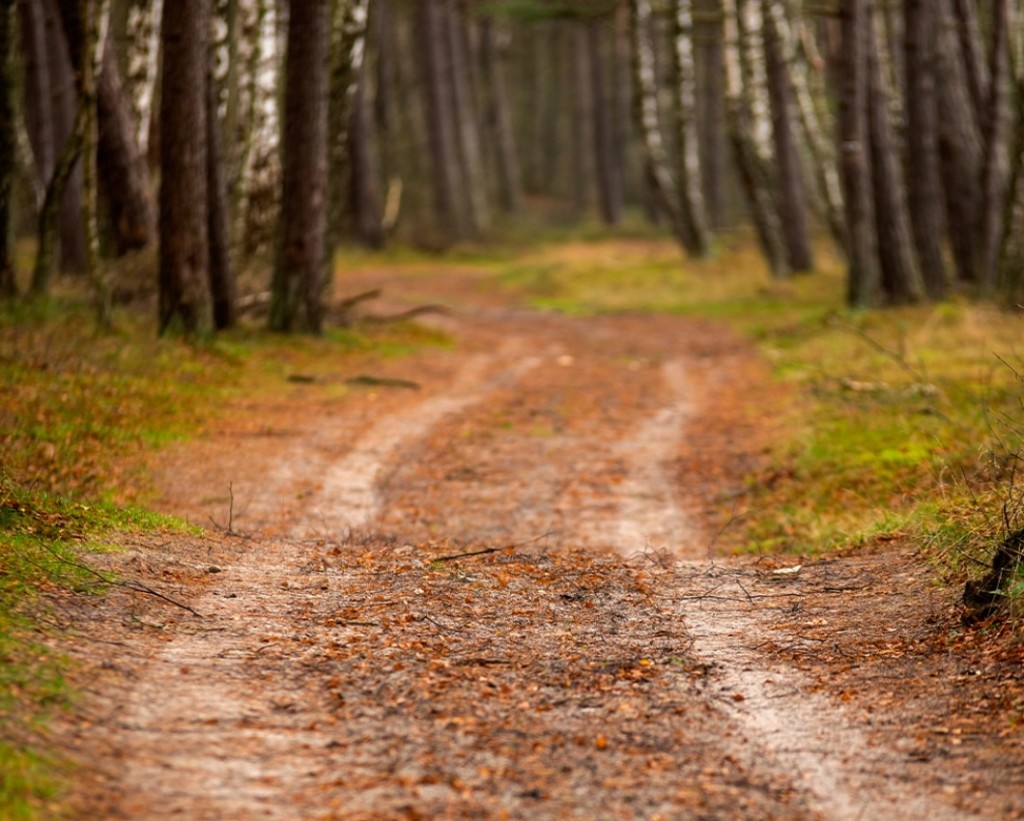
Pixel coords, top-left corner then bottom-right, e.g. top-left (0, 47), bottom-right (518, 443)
top-left (158, 0), bottom-right (210, 335)
top-left (206, 41), bottom-right (234, 330)
top-left (55, 0), bottom-right (154, 256)
top-left (270, 0), bottom-right (329, 332)
top-left (838, 0), bottom-right (879, 307)
top-left (327, 0), bottom-right (371, 253)
top-left (952, 0), bottom-right (989, 125)
top-left (44, 0), bottom-right (86, 274)
top-left (0, 0), bottom-right (14, 298)
top-left (480, 15), bottom-right (521, 214)
top-left (762, 0), bottom-right (812, 271)
top-left (867, 13), bottom-right (923, 304)
top-left (570, 22), bottom-right (594, 215)
top-left (79, 0), bottom-right (112, 327)
top-left (18, 0), bottom-right (54, 193)
top-left (445, 0), bottom-right (487, 235)
top-left (349, 55), bottom-right (384, 249)
top-left (722, 0), bottom-right (789, 277)
top-left (903, 0), bottom-right (947, 299)
top-left (978, 0), bottom-right (1011, 292)
top-left (697, 1), bottom-right (726, 229)
top-left (630, 0), bottom-right (698, 255)
top-left (935, 0), bottom-right (983, 283)
top-left (415, 0), bottom-right (470, 243)
top-left (672, 0), bottom-right (710, 255)
top-left (766, 1), bottom-right (846, 255)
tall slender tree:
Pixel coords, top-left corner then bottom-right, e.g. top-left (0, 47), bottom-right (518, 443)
top-left (0, 0), bottom-right (14, 298)
top-left (838, 0), bottom-right (880, 306)
top-left (904, 0), bottom-right (947, 298)
top-left (270, 0), bottom-right (330, 332)
top-left (158, 0), bottom-right (211, 334)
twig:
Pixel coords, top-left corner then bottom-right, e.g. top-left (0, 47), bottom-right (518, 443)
top-left (433, 531), bottom-right (553, 563)
top-left (39, 543), bottom-right (204, 618)
top-left (831, 320), bottom-right (928, 383)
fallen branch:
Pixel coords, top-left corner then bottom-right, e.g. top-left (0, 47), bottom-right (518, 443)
top-left (433, 531), bottom-right (553, 563)
top-left (39, 543), bottom-right (204, 618)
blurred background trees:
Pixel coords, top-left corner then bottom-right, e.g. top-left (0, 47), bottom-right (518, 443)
top-left (2, 0), bottom-right (1024, 331)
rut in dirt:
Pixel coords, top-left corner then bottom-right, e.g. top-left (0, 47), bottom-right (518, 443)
top-left (80, 307), bottom-right (1001, 820)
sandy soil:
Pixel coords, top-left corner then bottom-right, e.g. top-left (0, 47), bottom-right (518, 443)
top-left (51, 264), bottom-right (1024, 819)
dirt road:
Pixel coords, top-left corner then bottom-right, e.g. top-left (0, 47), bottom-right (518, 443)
top-left (61, 267), bottom-right (1024, 819)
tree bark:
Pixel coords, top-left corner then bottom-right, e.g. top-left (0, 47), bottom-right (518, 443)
top-left (697, 1), bottom-right (726, 229)
top-left (978, 0), bottom-right (1011, 292)
top-left (935, 0), bottom-right (983, 283)
top-left (723, 0), bottom-right (789, 277)
top-left (762, 0), bottom-right (812, 271)
top-left (44, 0), bottom-right (86, 274)
top-left (0, 0), bottom-right (14, 298)
top-left (270, 0), bottom-right (329, 333)
top-left (767, 2), bottom-right (846, 255)
top-left (158, 0), bottom-right (210, 334)
top-left (672, 0), bottom-right (710, 255)
top-left (206, 41), bottom-right (235, 330)
top-left (18, 0), bottom-right (54, 192)
top-left (903, 0), bottom-right (947, 298)
top-left (480, 15), bottom-right (521, 214)
top-left (838, 0), bottom-right (879, 306)
top-left (445, 0), bottom-right (487, 234)
top-left (415, 0), bottom-right (470, 243)
top-left (570, 22), bottom-right (594, 215)
top-left (867, 12), bottom-right (923, 304)
top-left (630, 0), bottom-right (699, 255)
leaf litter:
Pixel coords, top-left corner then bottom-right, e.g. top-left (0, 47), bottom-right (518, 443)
top-left (36, 268), bottom-right (1024, 819)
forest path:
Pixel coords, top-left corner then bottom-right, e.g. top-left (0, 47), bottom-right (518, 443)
top-left (65, 266), bottom-right (1022, 819)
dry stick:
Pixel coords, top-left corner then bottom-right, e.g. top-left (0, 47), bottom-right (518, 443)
top-left (433, 531), bottom-right (553, 563)
top-left (39, 543), bottom-right (204, 618)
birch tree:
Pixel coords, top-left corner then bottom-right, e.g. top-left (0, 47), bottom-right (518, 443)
top-left (722, 0), bottom-right (789, 277)
top-left (671, 0), bottom-right (710, 255)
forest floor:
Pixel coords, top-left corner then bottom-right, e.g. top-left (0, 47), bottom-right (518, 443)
top-left (52, 262), bottom-right (1024, 819)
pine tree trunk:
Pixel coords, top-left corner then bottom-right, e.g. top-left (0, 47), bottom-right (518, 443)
top-left (978, 0), bottom-right (1011, 292)
top-left (349, 56), bottom-right (384, 249)
top-left (935, 0), bottom-right (983, 283)
top-left (762, 0), bottom-right (811, 271)
top-left (158, 0), bottom-right (210, 334)
top-left (867, 6), bottom-right (923, 304)
top-left (271, 0), bottom-right (329, 333)
top-left (903, 0), bottom-right (947, 298)
top-left (838, 0), bottom-right (880, 307)
top-left (44, 0), bottom-right (86, 274)
top-left (952, 0), bottom-right (989, 124)
top-left (18, 0), bottom-right (54, 193)
top-left (206, 42), bottom-right (235, 330)
top-left (480, 15), bottom-right (521, 214)
top-left (722, 0), bottom-right (789, 277)
top-left (445, 0), bottom-right (487, 235)
top-left (0, 0), bottom-right (14, 298)
top-left (570, 23), bottom-right (594, 215)
top-left (672, 0), bottom-right (710, 255)
top-left (416, 0), bottom-right (470, 243)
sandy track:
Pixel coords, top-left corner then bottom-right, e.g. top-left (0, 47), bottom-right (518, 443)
top-left (68, 304), bottom-right (1022, 819)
